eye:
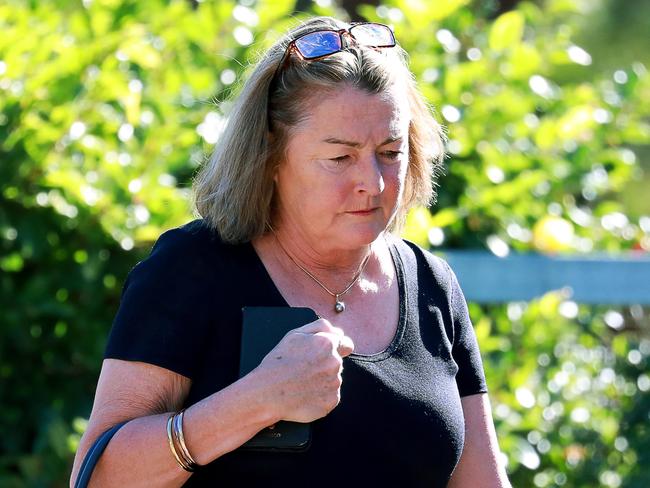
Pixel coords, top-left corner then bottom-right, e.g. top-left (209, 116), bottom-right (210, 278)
top-left (380, 150), bottom-right (402, 161)
top-left (328, 155), bottom-right (352, 167)
top-left (321, 155), bottom-right (352, 172)
top-left (331, 155), bottom-right (351, 163)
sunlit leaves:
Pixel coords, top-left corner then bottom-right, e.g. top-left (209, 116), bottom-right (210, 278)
top-left (403, 206), bottom-right (435, 247)
top-left (489, 11), bottom-right (525, 52)
top-left (506, 43), bottom-right (542, 80)
top-left (473, 291), bottom-right (650, 486)
top-left (398, 0), bottom-right (470, 24)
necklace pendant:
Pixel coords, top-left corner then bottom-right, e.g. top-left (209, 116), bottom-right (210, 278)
top-left (334, 299), bottom-right (346, 313)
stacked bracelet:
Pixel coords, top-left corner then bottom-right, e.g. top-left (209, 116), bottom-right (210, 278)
top-left (166, 409), bottom-right (199, 472)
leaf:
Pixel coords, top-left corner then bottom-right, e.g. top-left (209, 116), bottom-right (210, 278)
top-left (398, 0), bottom-right (471, 23)
top-left (507, 43), bottom-right (542, 79)
top-left (558, 105), bottom-right (596, 141)
top-left (489, 11), bottom-right (525, 51)
top-left (0, 253), bottom-right (24, 272)
top-left (402, 206), bottom-right (433, 248)
top-left (430, 208), bottom-right (459, 227)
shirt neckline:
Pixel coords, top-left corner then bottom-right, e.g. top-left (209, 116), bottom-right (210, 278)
top-left (349, 235), bottom-right (407, 362)
top-left (245, 235), bottom-right (408, 363)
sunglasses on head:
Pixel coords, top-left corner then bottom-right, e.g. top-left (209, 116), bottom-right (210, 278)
top-left (273, 22), bottom-right (396, 80)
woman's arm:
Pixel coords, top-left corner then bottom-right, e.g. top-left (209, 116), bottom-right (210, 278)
top-left (70, 319), bottom-right (353, 488)
top-left (69, 358), bottom-right (278, 487)
top-left (447, 393), bottom-right (512, 488)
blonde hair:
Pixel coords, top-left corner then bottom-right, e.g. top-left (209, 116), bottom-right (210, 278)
top-left (192, 17), bottom-right (444, 243)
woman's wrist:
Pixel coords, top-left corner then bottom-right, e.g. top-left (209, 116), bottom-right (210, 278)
top-left (238, 366), bottom-right (284, 425)
top-left (181, 372), bottom-right (281, 465)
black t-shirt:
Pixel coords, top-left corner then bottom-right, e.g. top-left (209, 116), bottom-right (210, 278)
top-left (105, 219), bottom-right (487, 487)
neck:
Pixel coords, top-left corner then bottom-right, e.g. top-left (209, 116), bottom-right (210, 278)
top-left (251, 225), bottom-right (395, 315)
top-left (269, 224), bottom-right (374, 276)
top-left (269, 227), bottom-right (375, 313)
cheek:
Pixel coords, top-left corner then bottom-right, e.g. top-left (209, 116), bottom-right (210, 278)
top-left (385, 160), bottom-right (408, 195)
top-left (315, 180), bottom-right (351, 209)
top-left (277, 169), bottom-right (346, 220)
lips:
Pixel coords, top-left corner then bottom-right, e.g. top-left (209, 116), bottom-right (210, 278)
top-left (347, 207), bottom-right (379, 216)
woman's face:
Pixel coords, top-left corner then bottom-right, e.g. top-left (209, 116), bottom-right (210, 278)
top-left (274, 84), bottom-right (410, 253)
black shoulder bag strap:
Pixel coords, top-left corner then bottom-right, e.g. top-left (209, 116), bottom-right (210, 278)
top-left (74, 421), bottom-right (128, 488)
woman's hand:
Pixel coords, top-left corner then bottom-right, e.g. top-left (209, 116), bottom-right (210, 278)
top-left (253, 318), bottom-right (354, 423)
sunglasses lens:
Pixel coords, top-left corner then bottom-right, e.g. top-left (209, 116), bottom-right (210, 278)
top-left (295, 31), bottom-right (342, 59)
top-left (349, 23), bottom-right (395, 47)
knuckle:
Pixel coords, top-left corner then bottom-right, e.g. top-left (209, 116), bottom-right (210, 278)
top-left (331, 326), bottom-right (345, 336)
top-left (321, 359), bottom-right (338, 376)
top-left (326, 374), bottom-right (341, 391)
top-left (328, 364), bottom-right (340, 377)
top-left (284, 331), bottom-right (302, 345)
top-left (319, 319), bottom-right (339, 333)
top-left (312, 334), bottom-right (331, 348)
top-left (326, 396), bottom-right (339, 411)
top-left (318, 317), bottom-right (333, 328)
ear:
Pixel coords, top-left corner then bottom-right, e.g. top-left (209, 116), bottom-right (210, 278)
top-left (272, 159), bottom-right (284, 184)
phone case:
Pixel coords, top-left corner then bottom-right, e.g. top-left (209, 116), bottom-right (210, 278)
top-left (238, 306), bottom-right (318, 451)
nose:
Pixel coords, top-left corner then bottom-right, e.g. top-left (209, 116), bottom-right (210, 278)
top-left (356, 154), bottom-right (385, 196)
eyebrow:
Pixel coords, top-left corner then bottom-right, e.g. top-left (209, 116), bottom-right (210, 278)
top-left (322, 136), bottom-right (403, 148)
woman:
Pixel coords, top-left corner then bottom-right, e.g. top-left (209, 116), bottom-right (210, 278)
top-left (71, 17), bottom-right (511, 487)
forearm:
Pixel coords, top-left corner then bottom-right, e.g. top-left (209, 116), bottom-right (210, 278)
top-left (183, 370), bottom-right (278, 465)
top-left (72, 372), bottom-right (277, 488)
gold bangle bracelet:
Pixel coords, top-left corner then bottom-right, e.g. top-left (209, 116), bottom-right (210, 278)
top-left (173, 409), bottom-right (199, 471)
top-left (166, 413), bottom-right (191, 471)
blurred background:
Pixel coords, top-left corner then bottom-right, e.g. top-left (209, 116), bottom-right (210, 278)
top-left (1, 0), bottom-right (649, 486)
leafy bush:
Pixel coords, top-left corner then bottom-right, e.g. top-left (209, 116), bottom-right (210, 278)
top-left (1, 0), bottom-right (648, 486)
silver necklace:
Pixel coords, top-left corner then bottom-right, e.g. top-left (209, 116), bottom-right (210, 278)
top-left (272, 230), bottom-right (371, 313)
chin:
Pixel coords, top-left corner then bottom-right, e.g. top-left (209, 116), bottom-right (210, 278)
top-left (343, 222), bottom-right (387, 247)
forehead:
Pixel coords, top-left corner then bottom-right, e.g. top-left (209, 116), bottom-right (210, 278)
top-left (293, 85), bottom-right (411, 140)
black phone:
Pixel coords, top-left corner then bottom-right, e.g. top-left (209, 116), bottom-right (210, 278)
top-left (238, 306), bottom-right (318, 451)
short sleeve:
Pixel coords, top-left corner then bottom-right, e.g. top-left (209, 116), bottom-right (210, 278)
top-left (104, 225), bottom-right (215, 379)
top-left (446, 263), bottom-right (488, 397)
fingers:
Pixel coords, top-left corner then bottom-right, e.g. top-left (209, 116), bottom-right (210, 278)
top-left (294, 318), bottom-right (340, 335)
top-left (337, 335), bottom-right (355, 358)
top-left (292, 319), bottom-right (354, 357)
top-left (262, 317), bottom-right (354, 423)
top-left (311, 331), bottom-right (355, 359)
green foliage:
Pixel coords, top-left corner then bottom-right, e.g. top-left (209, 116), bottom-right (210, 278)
top-left (1, 0), bottom-right (648, 487)
top-left (472, 295), bottom-right (650, 487)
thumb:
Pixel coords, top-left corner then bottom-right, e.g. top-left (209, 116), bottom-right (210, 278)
top-left (337, 335), bottom-right (355, 358)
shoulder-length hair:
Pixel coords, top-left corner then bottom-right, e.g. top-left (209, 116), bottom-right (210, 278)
top-left (192, 16), bottom-right (445, 244)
